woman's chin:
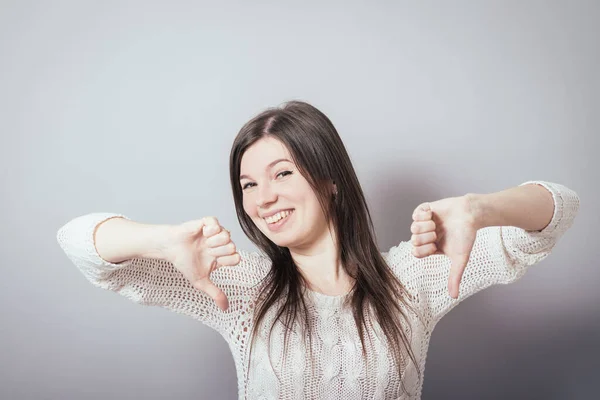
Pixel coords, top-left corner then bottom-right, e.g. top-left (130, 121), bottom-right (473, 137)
top-left (271, 235), bottom-right (296, 249)
top-left (272, 237), bottom-right (291, 248)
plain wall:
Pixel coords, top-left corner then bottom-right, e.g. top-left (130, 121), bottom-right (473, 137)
top-left (1, 1), bottom-right (598, 399)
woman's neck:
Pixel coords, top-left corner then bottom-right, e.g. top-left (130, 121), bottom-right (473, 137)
top-left (289, 224), bottom-right (355, 296)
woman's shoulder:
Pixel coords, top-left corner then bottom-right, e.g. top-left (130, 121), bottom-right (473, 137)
top-left (380, 241), bottom-right (436, 288)
top-left (381, 241), bottom-right (412, 269)
top-left (239, 249), bottom-right (273, 272)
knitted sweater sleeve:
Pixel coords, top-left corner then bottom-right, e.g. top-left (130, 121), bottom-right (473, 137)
top-left (56, 213), bottom-right (270, 339)
top-left (384, 180), bottom-right (580, 330)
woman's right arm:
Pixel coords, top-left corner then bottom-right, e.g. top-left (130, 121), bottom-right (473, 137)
top-left (92, 215), bottom-right (168, 264)
top-left (56, 212), bottom-right (270, 340)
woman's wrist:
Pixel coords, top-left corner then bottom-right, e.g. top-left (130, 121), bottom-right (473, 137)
top-left (464, 184), bottom-right (554, 232)
top-left (464, 193), bottom-right (488, 230)
top-left (141, 223), bottom-right (177, 261)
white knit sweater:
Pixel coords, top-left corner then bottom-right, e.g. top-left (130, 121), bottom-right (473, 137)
top-left (56, 180), bottom-right (579, 399)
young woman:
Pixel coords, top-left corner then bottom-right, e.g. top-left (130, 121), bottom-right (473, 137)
top-left (57, 100), bottom-right (580, 399)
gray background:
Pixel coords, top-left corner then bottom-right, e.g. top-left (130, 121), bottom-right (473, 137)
top-left (1, 0), bottom-right (598, 399)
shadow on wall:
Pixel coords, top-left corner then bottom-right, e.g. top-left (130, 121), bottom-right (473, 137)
top-left (369, 162), bottom-right (596, 400)
top-left (423, 296), bottom-right (599, 400)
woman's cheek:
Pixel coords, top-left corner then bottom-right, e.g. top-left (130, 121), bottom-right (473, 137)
top-left (242, 198), bottom-right (254, 217)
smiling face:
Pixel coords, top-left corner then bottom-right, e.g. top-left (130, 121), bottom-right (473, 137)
top-left (239, 136), bottom-right (332, 249)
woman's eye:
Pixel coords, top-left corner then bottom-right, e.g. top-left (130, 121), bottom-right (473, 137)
top-left (242, 171), bottom-right (292, 191)
top-left (277, 171), bottom-right (292, 179)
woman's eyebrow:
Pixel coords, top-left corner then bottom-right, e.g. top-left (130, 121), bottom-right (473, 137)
top-left (239, 158), bottom-right (292, 180)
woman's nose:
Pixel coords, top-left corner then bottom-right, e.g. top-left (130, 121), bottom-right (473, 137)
top-left (256, 183), bottom-right (277, 207)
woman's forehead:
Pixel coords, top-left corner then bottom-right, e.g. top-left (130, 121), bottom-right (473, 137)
top-left (240, 137), bottom-right (294, 173)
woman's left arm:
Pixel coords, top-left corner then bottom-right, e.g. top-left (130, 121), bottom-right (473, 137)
top-left (469, 182), bottom-right (560, 233)
top-left (466, 181), bottom-right (581, 274)
top-left (385, 180), bottom-right (580, 331)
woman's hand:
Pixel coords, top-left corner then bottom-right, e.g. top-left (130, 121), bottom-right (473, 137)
top-left (410, 195), bottom-right (479, 299)
top-left (158, 217), bottom-right (241, 311)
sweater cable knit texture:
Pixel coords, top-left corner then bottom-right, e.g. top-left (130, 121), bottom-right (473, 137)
top-left (56, 180), bottom-right (579, 399)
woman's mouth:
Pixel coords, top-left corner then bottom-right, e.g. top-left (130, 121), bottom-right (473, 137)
top-left (264, 209), bottom-right (295, 232)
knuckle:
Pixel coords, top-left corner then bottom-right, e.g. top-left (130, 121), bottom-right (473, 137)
top-left (211, 237), bottom-right (223, 248)
top-left (216, 235), bottom-right (226, 246)
top-left (206, 216), bottom-right (220, 226)
top-left (411, 246), bottom-right (420, 257)
top-left (415, 235), bottom-right (423, 246)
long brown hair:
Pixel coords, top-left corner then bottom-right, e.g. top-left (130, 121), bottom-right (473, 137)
top-left (229, 100), bottom-right (423, 395)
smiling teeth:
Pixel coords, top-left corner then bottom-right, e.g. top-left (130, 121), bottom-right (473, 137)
top-left (265, 210), bottom-right (293, 224)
